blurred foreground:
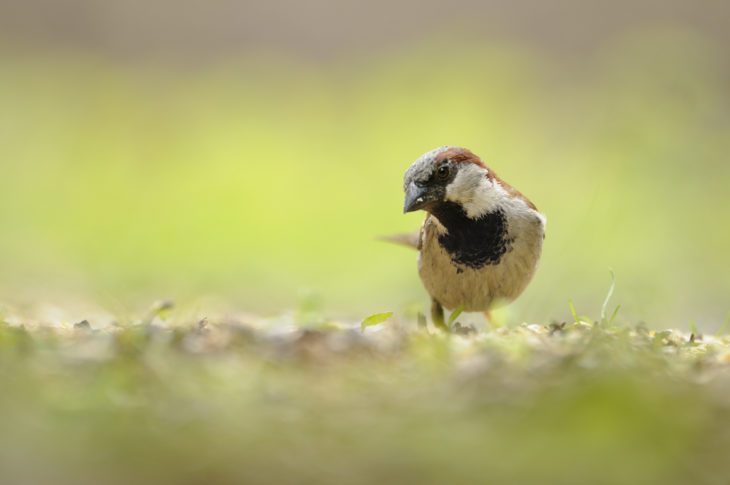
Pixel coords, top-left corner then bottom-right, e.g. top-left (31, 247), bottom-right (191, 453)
top-left (2, 311), bottom-right (730, 485)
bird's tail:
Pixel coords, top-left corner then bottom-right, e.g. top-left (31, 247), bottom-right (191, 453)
top-left (377, 232), bottom-right (420, 250)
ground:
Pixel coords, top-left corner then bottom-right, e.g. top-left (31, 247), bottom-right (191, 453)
top-left (2, 305), bottom-right (730, 485)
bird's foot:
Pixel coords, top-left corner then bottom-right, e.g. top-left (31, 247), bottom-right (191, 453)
top-left (483, 311), bottom-right (502, 329)
top-left (431, 299), bottom-right (449, 332)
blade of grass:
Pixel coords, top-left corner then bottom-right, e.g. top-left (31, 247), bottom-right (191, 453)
top-left (569, 300), bottom-right (580, 324)
top-left (600, 268), bottom-right (616, 325)
top-left (609, 305), bottom-right (621, 325)
top-left (361, 312), bottom-right (393, 333)
top-left (448, 303), bottom-right (466, 327)
top-left (715, 311), bottom-right (730, 336)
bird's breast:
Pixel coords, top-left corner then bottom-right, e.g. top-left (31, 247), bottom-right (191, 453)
top-left (417, 210), bottom-right (544, 311)
top-left (434, 207), bottom-right (512, 269)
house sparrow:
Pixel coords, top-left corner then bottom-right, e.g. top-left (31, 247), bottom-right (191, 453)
top-left (402, 146), bottom-right (545, 330)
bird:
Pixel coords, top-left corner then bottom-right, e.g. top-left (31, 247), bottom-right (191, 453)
top-left (401, 146), bottom-right (545, 331)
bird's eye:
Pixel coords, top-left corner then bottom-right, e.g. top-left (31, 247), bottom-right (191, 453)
top-left (437, 165), bottom-right (450, 180)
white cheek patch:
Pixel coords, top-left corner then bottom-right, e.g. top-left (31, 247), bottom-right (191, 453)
top-left (445, 164), bottom-right (506, 217)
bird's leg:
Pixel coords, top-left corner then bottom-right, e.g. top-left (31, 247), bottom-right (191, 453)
top-left (483, 311), bottom-right (499, 329)
top-left (431, 299), bottom-right (449, 331)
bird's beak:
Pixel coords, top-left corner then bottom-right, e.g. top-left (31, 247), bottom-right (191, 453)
top-left (403, 182), bottom-right (434, 213)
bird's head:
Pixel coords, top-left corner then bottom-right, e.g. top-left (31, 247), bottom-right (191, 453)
top-left (403, 146), bottom-right (502, 218)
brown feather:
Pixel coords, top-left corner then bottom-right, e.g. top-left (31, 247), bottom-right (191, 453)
top-left (437, 146), bottom-right (538, 211)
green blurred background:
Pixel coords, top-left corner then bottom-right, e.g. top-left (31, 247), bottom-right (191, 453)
top-left (1, 0), bottom-right (728, 328)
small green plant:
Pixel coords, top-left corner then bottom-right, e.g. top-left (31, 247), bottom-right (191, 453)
top-left (569, 300), bottom-right (580, 324)
top-left (141, 299), bottom-right (174, 325)
top-left (360, 312), bottom-right (393, 332)
top-left (447, 303), bottom-right (466, 328)
top-left (569, 269), bottom-right (621, 327)
top-left (600, 268), bottom-right (618, 326)
top-left (715, 311), bottom-right (730, 336)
